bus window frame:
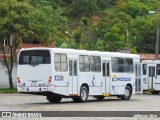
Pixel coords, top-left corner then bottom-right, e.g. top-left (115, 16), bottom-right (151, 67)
top-left (54, 53), bottom-right (68, 72)
top-left (19, 50), bottom-right (51, 65)
top-left (124, 58), bottom-right (134, 73)
top-left (156, 64), bottom-right (160, 75)
top-left (112, 57), bottom-right (124, 73)
top-left (90, 56), bottom-right (101, 72)
top-left (79, 55), bottom-right (90, 72)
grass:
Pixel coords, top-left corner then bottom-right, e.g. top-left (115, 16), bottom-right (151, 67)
top-left (0, 88), bottom-right (17, 93)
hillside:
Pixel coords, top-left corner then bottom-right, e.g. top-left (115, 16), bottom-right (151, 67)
top-left (1, 0), bottom-right (160, 54)
top-left (56, 0), bottom-right (160, 54)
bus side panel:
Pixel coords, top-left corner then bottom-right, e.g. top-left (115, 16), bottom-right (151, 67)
top-left (78, 72), bottom-right (103, 95)
top-left (142, 63), bottom-right (148, 90)
top-left (155, 75), bottom-right (160, 91)
top-left (90, 73), bottom-right (103, 95)
top-left (54, 86), bottom-right (68, 96)
top-left (52, 72), bottom-right (69, 96)
top-left (142, 74), bottom-right (148, 90)
top-left (155, 65), bottom-right (160, 91)
top-left (110, 73), bottom-right (135, 95)
top-left (51, 52), bottom-right (71, 96)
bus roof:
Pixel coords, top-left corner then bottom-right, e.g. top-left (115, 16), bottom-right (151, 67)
top-left (19, 47), bottom-right (140, 59)
top-left (142, 60), bottom-right (160, 64)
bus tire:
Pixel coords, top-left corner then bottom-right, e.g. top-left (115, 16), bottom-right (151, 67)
top-left (47, 95), bottom-right (62, 103)
top-left (94, 96), bottom-right (105, 101)
top-left (121, 86), bottom-right (131, 100)
top-left (79, 86), bottom-right (88, 102)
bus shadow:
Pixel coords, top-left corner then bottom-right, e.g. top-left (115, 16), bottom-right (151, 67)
top-left (28, 98), bottom-right (135, 105)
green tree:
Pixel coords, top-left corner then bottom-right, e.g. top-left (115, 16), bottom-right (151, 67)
top-left (26, 0), bottom-right (62, 10)
top-left (65, 0), bottom-right (99, 19)
top-left (131, 15), bottom-right (157, 53)
top-left (142, 0), bottom-right (160, 10)
top-left (0, 0), bottom-right (64, 88)
top-left (82, 12), bottom-right (132, 51)
top-left (97, 0), bottom-right (109, 10)
top-left (123, 1), bottom-right (150, 18)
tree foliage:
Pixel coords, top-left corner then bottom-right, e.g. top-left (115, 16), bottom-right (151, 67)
top-left (1, 0), bottom-right (160, 88)
top-left (123, 1), bottom-right (150, 18)
top-left (81, 12), bottom-right (132, 51)
top-left (0, 0), bottom-right (35, 89)
top-left (0, 0), bottom-right (67, 88)
top-left (74, 0), bottom-right (159, 54)
top-left (65, 0), bottom-right (99, 19)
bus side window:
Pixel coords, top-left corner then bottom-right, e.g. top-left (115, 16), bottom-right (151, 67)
top-left (90, 56), bottom-right (101, 72)
top-left (125, 58), bottom-right (134, 73)
top-left (102, 62), bottom-right (110, 76)
top-left (149, 67), bottom-right (155, 77)
top-left (55, 53), bottom-right (68, 72)
top-left (79, 55), bottom-right (90, 72)
top-left (69, 60), bottom-right (72, 76)
top-left (112, 57), bottom-right (124, 73)
top-left (74, 60), bottom-right (77, 76)
top-left (156, 64), bottom-right (160, 75)
top-left (142, 64), bottom-right (147, 75)
top-left (107, 63), bottom-right (110, 76)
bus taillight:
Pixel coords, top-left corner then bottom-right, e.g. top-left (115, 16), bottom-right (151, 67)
top-left (17, 77), bottom-right (21, 84)
top-left (48, 76), bottom-right (52, 83)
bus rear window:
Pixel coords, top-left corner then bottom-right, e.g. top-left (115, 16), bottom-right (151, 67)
top-left (19, 50), bottom-right (51, 65)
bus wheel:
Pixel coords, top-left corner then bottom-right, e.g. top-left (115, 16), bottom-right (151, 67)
top-left (79, 86), bottom-right (88, 102)
top-left (121, 86), bottom-right (131, 100)
top-left (94, 96), bottom-right (105, 101)
top-left (47, 95), bottom-right (62, 103)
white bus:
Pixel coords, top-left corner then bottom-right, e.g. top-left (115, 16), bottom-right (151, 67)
top-left (17, 48), bottom-right (140, 103)
top-left (142, 60), bottom-right (160, 94)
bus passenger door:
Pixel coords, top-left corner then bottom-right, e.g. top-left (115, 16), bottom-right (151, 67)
top-left (148, 66), bottom-right (155, 90)
top-left (142, 64), bottom-right (148, 91)
top-left (68, 59), bottom-right (78, 95)
top-left (135, 63), bottom-right (142, 93)
top-left (102, 61), bottom-right (110, 94)
top-left (155, 64), bottom-right (160, 91)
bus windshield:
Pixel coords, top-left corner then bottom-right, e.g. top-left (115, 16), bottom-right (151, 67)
top-left (19, 50), bottom-right (51, 65)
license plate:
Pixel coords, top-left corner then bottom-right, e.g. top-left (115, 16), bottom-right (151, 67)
top-left (39, 83), bottom-right (46, 87)
top-left (31, 80), bottom-right (38, 87)
top-left (31, 83), bottom-right (37, 87)
top-left (31, 83), bottom-right (46, 87)
top-left (30, 80), bottom-right (46, 87)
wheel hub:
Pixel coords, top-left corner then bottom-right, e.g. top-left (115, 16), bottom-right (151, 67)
top-left (125, 89), bottom-right (130, 97)
top-left (81, 89), bottom-right (86, 100)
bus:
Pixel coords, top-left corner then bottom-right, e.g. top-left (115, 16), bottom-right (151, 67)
top-left (17, 48), bottom-right (140, 103)
top-left (142, 60), bottom-right (160, 94)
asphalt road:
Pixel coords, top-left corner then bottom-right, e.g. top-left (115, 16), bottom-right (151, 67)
top-left (0, 93), bottom-right (160, 111)
top-left (0, 93), bottom-right (160, 119)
